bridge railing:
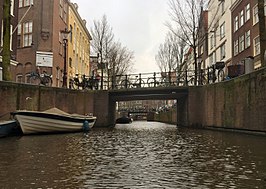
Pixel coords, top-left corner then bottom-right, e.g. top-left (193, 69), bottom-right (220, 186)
top-left (108, 69), bottom-right (210, 89)
top-left (70, 65), bottom-right (225, 90)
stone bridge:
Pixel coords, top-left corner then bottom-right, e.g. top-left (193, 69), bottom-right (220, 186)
top-left (0, 68), bottom-right (265, 133)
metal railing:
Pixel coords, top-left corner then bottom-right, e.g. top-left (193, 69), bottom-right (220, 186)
top-left (70, 64), bottom-right (230, 90)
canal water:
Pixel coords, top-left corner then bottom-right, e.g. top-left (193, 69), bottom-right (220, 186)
top-left (0, 121), bottom-right (266, 188)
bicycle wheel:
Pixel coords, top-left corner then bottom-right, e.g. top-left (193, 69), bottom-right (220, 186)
top-left (147, 78), bottom-right (157, 87)
top-left (29, 75), bottom-right (41, 85)
top-left (133, 79), bottom-right (145, 88)
top-left (217, 69), bottom-right (225, 82)
top-left (120, 80), bottom-right (131, 89)
top-left (42, 76), bottom-right (52, 86)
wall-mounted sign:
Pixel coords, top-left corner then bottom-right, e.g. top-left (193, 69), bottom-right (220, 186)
top-left (36, 51), bottom-right (53, 67)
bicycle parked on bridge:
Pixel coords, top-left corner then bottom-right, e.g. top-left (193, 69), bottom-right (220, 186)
top-left (118, 75), bottom-right (145, 89)
top-left (70, 74), bottom-right (99, 90)
top-left (29, 71), bottom-right (52, 86)
top-left (147, 71), bottom-right (177, 87)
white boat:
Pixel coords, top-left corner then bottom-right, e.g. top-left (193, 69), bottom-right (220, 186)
top-left (11, 108), bottom-right (96, 135)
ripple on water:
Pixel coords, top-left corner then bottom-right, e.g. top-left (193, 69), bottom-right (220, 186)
top-left (0, 121), bottom-right (266, 188)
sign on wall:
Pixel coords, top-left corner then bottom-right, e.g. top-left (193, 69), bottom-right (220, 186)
top-left (36, 51), bottom-right (53, 67)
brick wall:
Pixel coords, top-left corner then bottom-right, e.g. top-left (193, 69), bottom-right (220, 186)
top-left (0, 82), bottom-right (110, 127)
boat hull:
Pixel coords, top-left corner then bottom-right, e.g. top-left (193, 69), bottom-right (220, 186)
top-left (13, 111), bottom-right (96, 135)
top-left (0, 120), bottom-right (19, 137)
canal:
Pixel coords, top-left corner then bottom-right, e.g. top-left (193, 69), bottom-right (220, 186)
top-left (0, 121), bottom-right (266, 188)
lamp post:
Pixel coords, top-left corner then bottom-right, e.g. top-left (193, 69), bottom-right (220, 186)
top-left (197, 56), bottom-right (202, 85)
top-left (60, 28), bottom-right (71, 88)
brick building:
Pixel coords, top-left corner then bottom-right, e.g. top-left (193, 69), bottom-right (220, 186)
top-left (15, 0), bottom-right (69, 87)
top-left (231, 0), bottom-right (262, 72)
top-left (0, 0), bottom-right (19, 80)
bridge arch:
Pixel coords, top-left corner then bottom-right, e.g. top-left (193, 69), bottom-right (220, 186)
top-left (107, 87), bottom-right (189, 126)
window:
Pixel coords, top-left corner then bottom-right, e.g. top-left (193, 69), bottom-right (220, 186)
top-left (11, 0), bottom-right (14, 16)
top-left (16, 74), bottom-right (23, 83)
top-left (19, 0), bottom-right (23, 7)
top-left (210, 52), bottom-right (216, 64)
top-left (19, 0), bottom-right (33, 7)
top-left (245, 4), bottom-right (250, 22)
top-left (1, 20), bottom-right (3, 47)
top-left (25, 73), bottom-right (31, 83)
top-left (69, 25), bottom-right (73, 43)
top-left (254, 36), bottom-right (260, 56)
top-left (220, 23), bottom-right (225, 39)
top-left (221, 0), bottom-right (225, 14)
top-left (245, 30), bottom-right (250, 48)
top-left (239, 35), bottom-right (244, 52)
top-left (210, 34), bottom-right (214, 49)
top-left (59, 0), bottom-right (67, 23)
top-left (1, 20), bottom-right (13, 50)
top-left (234, 39), bottom-right (239, 56)
top-left (199, 45), bottom-right (203, 56)
top-left (253, 5), bottom-right (259, 25)
top-left (23, 21), bottom-right (33, 47)
top-left (17, 24), bottom-right (21, 47)
top-left (220, 43), bottom-right (225, 59)
top-left (265, 0), bottom-right (266, 16)
top-left (240, 10), bottom-right (244, 27)
top-left (234, 16), bottom-right (239, 32)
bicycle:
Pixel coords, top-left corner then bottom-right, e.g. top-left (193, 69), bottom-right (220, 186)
top-left (29, 71), bottom-right (52, 86)
top-left (70, 74), bottom-right (99, 90)
top-left (215, 61), bottom-right (225, 82)
top-left (119, 75), bottom-right (145, 89)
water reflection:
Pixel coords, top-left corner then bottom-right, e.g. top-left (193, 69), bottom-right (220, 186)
top-left (0, 121), bottom-right (266, 188)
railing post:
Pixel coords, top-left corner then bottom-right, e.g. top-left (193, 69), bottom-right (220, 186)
top-left (125, 74), bottom-right (128, 88)
top-left (185, 70), bottom-right (188, 86)
top-left (212, 65), bottom-right (216, 83)
top-left (168, 71), bottom-right (171, 86)
top-left (139, 73), bottom-right (141, 87)
top-left (207, 67), bottom-right (209, 84)
top-left (153, 72), bottom-right (156, 87)
top-left (112, 74), bottom-right (115, 89)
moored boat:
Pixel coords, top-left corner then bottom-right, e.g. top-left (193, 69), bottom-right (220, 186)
top-left (116, 116), bottom-right (133, 124)
top-left (11, 108), bottom-right (96, 135)
top-left (0, 120), bottom-right (20, 137)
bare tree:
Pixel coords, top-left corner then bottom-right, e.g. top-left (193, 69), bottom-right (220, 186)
top-left (156, 32), bottom-right (186, 71)
top-left (90, 15), bottom-right (114, 89)
top-left (109, 42), bottom-right (134, 87)
top-left (90, 15), bottom-right (134, 88)
top-left (156, 32), bottom-right (186, 84)
top-left (166, 0), bottom-right (205, 85)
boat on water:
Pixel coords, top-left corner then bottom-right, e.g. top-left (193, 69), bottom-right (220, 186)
top-left (0, 120), bottom-right (20, 137)
top-left (116, 116), bottom-right (133, 124)
top-left (11, 108), bottom-right (97, 135)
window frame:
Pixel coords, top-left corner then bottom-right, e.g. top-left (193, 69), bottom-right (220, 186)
top-left (253, 5), bottom-right (259, 25)
top-left (245, 3), bottom-right (250, 22)
top-left (245, 30), bottom-right (250, 48)
top-left (254, 36), bottom-right (260, 56)
top-left (239, 35), bottom-right (245, 53)
top-left (220, 22), bottom-right (225, 39)
top-left (234, 39), bottom-right (239, 56)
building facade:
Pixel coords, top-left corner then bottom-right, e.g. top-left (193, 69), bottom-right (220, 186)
top-left (0, 0), bottom-right (19, 80)
top-left (15, 0), bottom-right (70, 87)
top-left (231, 0), bottom-right (263, 71)
top-left (207, 0), bottom-right (237, 70)
top-left (68, 2), bottom-right (92, 86)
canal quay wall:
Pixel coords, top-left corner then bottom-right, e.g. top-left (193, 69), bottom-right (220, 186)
top-left (155, 67), bottom-right (266, 133)
top-left (0, 67), bottom-right (265, 131)
top-left (0, 82), bottom-right (110, 127)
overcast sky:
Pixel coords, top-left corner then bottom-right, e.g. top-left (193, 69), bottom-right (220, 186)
top-left (73, 0), bottom-right (170, 73)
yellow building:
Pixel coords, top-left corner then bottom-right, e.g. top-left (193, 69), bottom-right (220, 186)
top-left (68, 3), bottom-right (92, 86)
